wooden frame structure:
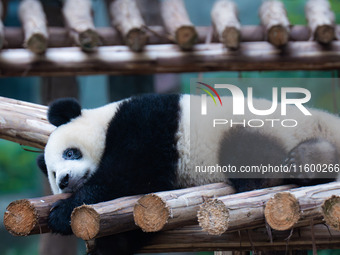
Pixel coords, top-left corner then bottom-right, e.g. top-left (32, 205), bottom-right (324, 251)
top-left (1, 0), bottom-right (340, 253)
top-left (0, 0), bottom-right (339, 77)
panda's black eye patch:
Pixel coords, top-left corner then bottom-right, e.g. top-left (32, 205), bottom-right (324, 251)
top-left (63, 148), bottom-right (82, 160)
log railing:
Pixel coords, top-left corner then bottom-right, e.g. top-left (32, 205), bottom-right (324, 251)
top-left (2, 25), bottom-right (334, 49)
top-left (3, 182), bottom-right (340, 253)
top-left (0, 0), bottom-right (338, 76)
top-left (2, 41), bottom-right (340, 77)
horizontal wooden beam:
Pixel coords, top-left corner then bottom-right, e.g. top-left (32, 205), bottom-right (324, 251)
top-left (4, 193), bottom-right (71, 236)
top-left (139, 224), bottom-right (340, 253)
top-left (1, 41), bottom-right (340, 76)
top-left (0, 96), bottom-right (53, 148)
top-left (2, 25), bottom-right (334, 49)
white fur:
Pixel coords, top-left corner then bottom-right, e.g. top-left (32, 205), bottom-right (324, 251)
top-left (45, 100), bottom-right (125, 194)
top-left (175, 95), bottom-right (340, 187)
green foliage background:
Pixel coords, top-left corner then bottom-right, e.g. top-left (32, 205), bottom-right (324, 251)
top-left (0, 141), bottom-right (41, 194)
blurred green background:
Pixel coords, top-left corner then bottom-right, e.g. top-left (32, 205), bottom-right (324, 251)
top-left (1, 0), bottom-right (340, 255)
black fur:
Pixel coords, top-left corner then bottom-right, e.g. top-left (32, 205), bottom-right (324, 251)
top-left (46, 94), bottom-right (180, 254)
top-left (284, 138), bottom-right (338, 186)
top-left (48, 98), bottom-right (81, 127)
top-left (37, 154), bottom-right (47, 176)
top-left (220, 128), bottom-right (338, 192)
top-left (219, 128), bottom-right (287, 192)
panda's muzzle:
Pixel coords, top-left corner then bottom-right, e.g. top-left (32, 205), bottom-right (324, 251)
top-left (58, 170), bottom-right (91, 192)
top-left (58, 174), bottom-right (69, 190)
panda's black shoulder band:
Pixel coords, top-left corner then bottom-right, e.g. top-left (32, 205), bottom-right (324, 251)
top-left (48, 98), bottom-right (81, 127)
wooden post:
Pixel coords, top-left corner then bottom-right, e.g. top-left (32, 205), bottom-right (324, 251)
top-left (160, 0), bottom-right (197, 50)
top-left (18, 0), bottom-right (48, 54)
top-left (264, 182), bottom-right (340, 231)
top-left (3, 194), bottom-right (71, 236)
top-left (211, 0), bottom-right (241, 49)
top-left (259, 0), bottom-right (290, 47)
top-left (110, 0), bottom-right (147, 52)
top-left (197, 185), bottom-right (294, 235)
top-left (134, 183), bottom-right (234, 232)
top-left (305, 0), bottom-right (335, 44)
top-left (71, 195), bottom-right (141, 240)
top-left (62, 0), bottom-right (100, 52)
top-left (0, 0), bottom-right (4, 49)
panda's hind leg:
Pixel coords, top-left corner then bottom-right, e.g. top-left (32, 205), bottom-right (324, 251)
top-left (219, 128), bottom-right (287, 192)
top-left (284, 138), bottom-right (339, 186)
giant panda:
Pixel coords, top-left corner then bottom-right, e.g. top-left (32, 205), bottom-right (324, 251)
top-left (37, 94), bottom-right (340, 255)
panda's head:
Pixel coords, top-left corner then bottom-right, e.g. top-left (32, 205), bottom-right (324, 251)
top-left (37, 98), bottom-right (119, 194)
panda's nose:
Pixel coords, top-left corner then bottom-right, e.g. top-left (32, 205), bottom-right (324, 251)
top-left (59, 174), bottom-right (69, 190)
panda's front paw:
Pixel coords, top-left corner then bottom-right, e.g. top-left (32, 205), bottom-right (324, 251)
top-left (48, 199), bottom-right (75, 235)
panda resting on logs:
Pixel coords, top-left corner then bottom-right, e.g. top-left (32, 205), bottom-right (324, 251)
top-left (37, 94), bottom-right (340, 255)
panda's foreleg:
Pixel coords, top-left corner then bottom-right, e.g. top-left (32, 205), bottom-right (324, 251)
top-left (284, 138), bottom-right (338, 186)
top-left (47, 174), bottom-right (116, 235)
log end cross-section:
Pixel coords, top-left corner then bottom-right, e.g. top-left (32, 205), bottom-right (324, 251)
top-left (4, 199), bottom-right (38, 236)
top-left (71, 205), bottom-right (100, 240)
top-left (197, 198), bottom-right (229, 235)
top-left (134, 194), bottom-right (170, 232)
top-left (264, 192), bottom-right (300, 231)
top-left (322, 195), bottom-right (340, 231)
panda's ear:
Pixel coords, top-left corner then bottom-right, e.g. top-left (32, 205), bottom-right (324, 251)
top-left (37, 154), bottom-right (48, 176)
top-left (48, 98), bottom-right (81, 127)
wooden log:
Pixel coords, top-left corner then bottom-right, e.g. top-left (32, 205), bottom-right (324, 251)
top-left (62, 0), bottom-right (100, 52)
top-left (322, 195), bottom-right (340, 230)
top-left (134, 183), bottom-right (234, 232)
top-left (259, 0), bottom-right (290, 47)
top-left (211, 0), bottom-right (241, 49)
top-left (18, 0), bottom-right (48, 54)
top-left (0, 0), bottom-right (4, 49)
top-left (139, 224), bottom-right (340, 253)
top-left (110, 0), bottom-right (147, 52)
top-left (305, 0), bottom-right (335, 44)
top-left (71, 183), bottom-right (233, 240)
top-left (197, 185), bottom-right (294, 235)
top-left (3, 193), bottom-right (71, 236)
top-left (160, 0), bottom-right (197, 50)
top-left (2, 25), bottom-right (335, 49)
top-left (0, 96), bottom-right (54, 149)
top-left (4, 27), bottom-right (120, 49)
top-left (71, 195), bottom-right (141, 240)
top-left (264, 182), bottom-right (340, 231)
top-left (3, 41), bottom-right (340, 76)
